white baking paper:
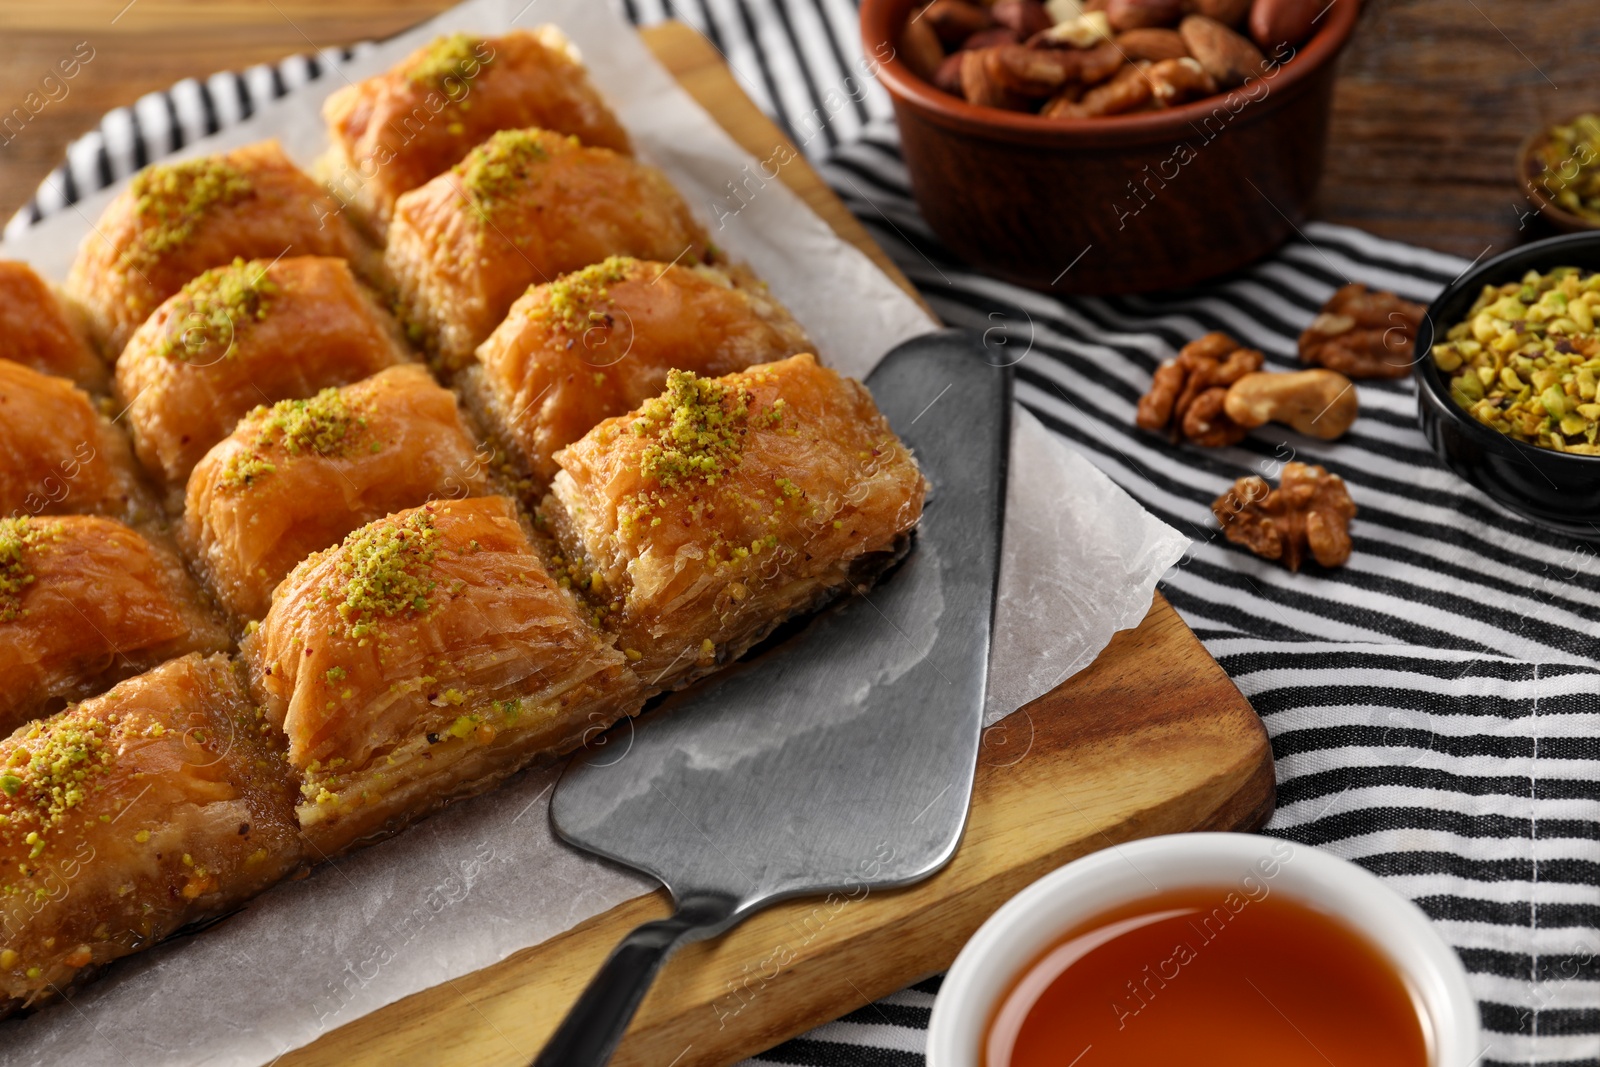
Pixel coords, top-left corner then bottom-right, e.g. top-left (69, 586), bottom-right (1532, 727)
top-left (0, 1), bottom-right (1187, 1062)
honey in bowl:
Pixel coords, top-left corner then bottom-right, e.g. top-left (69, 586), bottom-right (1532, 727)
top-left (984, 886), bottom-right (1430, 1067)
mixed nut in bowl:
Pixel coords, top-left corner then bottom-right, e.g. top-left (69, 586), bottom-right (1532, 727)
top-left (1518, 112), bottom-right (1600, 234)
top-left (859, 0), bottom-right (1360, 293)
top-left (1414, 232), bottom-right (1600, 538)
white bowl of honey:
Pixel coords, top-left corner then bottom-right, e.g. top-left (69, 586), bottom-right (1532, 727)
top-left (928, 832), bottom-right (1480, 1067)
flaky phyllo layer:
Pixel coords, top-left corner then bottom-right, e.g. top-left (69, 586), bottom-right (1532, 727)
top-left (0, 654), bottom-right (301, 1013)
top-left (243, 496), bottom-right (640, 855)
top-left (545, 354), bottom-right (928, 692)
top-left (462, 256), bottom-right (812, 492)
top-left (184, 364), bottom-right (490, 622)
top-left (386, 127), bottom-right (715, 369)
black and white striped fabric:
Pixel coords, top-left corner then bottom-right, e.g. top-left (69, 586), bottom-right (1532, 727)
top-left (10, 3), bottom-right (1599, 1064)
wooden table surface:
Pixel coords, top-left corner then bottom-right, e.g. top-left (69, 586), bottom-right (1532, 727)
top-left (0, 0), bottom-right (1597, 262)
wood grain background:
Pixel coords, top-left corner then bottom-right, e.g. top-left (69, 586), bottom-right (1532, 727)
top-left (0, 0), bottom-right (1596, 261)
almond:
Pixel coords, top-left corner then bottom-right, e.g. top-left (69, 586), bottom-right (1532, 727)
top-left (1188, 0), bottom-right (1253, 27)
top-left (1178, 13), bottom-right (1266, 87)
top-left (922, 0), bottom-right (994, 46)
top-left (1250, 0), bottom-right (1328, 51)
top-left (1105, 0), bottom-right (1184, 31)
top-left (899, 13), bottom-right (948, 82)
top-left (1114, 27), bottom-right (1189, 61)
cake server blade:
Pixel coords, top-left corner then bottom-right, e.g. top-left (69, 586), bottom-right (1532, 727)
top-left (535, 329), bottom-right (1010, 1067)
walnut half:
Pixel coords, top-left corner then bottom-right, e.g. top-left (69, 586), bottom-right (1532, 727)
top-left (1211, 462), bottom-right (1357, 571)
top-left (1299, 283), bottom-right (1427, 380)
top-left (1135, 331), bottom-right (1264, 446)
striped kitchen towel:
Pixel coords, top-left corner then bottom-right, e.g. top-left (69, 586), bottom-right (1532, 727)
top-left (8, 2), bottom-right (1598, 1064)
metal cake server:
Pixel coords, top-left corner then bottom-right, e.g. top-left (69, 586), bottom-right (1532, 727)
top-left (533, 329), bottom-right (1011, 1067)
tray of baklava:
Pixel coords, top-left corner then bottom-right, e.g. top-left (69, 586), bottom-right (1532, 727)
top-left (0, 24), bottom-right (929, 1015)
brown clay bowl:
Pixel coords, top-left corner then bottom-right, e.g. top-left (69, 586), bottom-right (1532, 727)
top-left (859, 0), bottom-right (1361, 294)
top-left (1517, 117), bottom-right (1600, 234)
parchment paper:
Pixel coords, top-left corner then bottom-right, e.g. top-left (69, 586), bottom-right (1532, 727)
top-left (0, 2), bottom-right (1187, 1062)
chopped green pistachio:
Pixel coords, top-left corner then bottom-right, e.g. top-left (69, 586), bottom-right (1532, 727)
top-left (157, 257), bottom-right (277, 362)
top-left (458, 129), bottom-right (563, 214)
top-left (631, 369), bottom-right (753, 487)
top-left (541, 256), bottom-right (635, 333)
top-left (334, 510), bottom-right (440, 638)
top-left (0, 518), bottom-right (63, 622)
top-left (407, 33), bottom-right (492, 89)
top-left (121, 158), bottom-right (254, 271)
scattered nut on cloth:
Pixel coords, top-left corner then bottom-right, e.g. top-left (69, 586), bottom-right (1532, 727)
top-left (1299, 282), bottom-right (1428, 379)
top-left (1135, 331), bottom-right (1264, 445)
top-left (1212, 462), bottom-right (1358, 571)
top-left (1224, 367), bottom-right (1358, 439)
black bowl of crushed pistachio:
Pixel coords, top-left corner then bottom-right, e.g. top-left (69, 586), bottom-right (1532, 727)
top-left (1415, 232), bottom-right (1600, 538)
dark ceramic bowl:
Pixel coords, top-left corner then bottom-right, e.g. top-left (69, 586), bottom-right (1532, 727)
top-left (1413, 232), bottom-right (1600, 539)
top-left (859, 0), bottom-right (1360, 294)
top-left (1517, 117), bottom-right (1600, 235)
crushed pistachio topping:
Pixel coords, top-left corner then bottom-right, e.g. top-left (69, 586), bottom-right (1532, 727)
top-left (541, 257), bottom-right (635, 333)
top-left (255, 388), bottom-right (362, 455)
top-left (221, 388), bottom-right (372, 489)
top-left (0, 715), bottom-right (116, 856)
top-left (0, 518), bottom-right (63, 622)
top-left (157, 257), bottom-right (277, 362)
top-left (631, 370), bottom-right (753, 488)
top-left (220, 452), bottom-right (277, 489)
top-left (122, 158), bottom-right (254, 270)
top-left (458, 129), bottom-right (564, 214)
top-left (1434, 266), bottom-right (1600, 454)
top-left (408, 33), bottom-right (492, 89)
top-left (333, 510), bottom-right (440, 638)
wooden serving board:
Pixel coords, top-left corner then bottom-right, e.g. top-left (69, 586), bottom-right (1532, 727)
top-left (279, 21), bottom-right (1275, 1067)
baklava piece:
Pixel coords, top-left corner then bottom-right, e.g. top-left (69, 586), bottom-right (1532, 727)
top-left (184, 364), bottom-right (491, 622)
top-left (65, 141), bottom-right (375, 354)
top-left (322, 28), bottom-right (630, 234)
top-left (0, 653), bottom-right (302, 1015)
top-left (386, 127), bottom-right (714, 369)
top-left (461, 257), bottom-right (811, 492)
top-left (242, 496), bottom-right (641, 856)
top-left (0, 261), bottom-right (107, 392)
top-left (544, 354), bottom-right (927, 692)
top-left (115, 256), bottom-right (411, 496)
top-left (0, 361), bottom-right (152, 524)
top-left (0, 515), bottom-right (228, 734)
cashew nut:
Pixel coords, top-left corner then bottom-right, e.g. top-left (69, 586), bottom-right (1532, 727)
top-left (1223, 369), bottom-right (1358, 440)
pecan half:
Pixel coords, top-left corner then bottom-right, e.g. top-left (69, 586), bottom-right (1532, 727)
top-left (961, 48), bottom-right (1033, 110)
top-left (1047, 61), bottom-right (1151, 117)
top-left (1147, 56), bottom-right (1217, 106)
